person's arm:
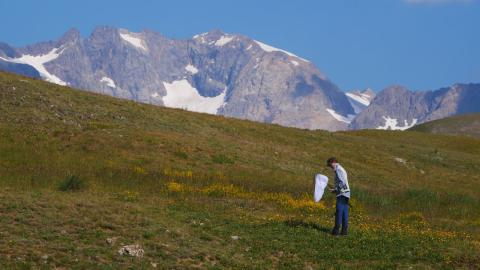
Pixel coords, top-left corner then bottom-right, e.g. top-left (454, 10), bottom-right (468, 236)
top-left (330, 173), bottom-right (339, 193)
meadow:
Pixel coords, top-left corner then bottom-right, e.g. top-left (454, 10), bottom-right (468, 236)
top-left (411, 113), bottom-right (480, 139)
top-left (0, 72), bottom-right (479, 269)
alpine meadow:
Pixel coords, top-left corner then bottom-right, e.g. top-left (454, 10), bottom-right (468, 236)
top-left (0, 72), bottom-right (479, 269)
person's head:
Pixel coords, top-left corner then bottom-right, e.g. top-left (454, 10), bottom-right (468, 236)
top-left (326, 157), bottom-right (338, 169)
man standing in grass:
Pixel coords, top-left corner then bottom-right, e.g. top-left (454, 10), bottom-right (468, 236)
top-left (327, 157), bottom-right (350, 236)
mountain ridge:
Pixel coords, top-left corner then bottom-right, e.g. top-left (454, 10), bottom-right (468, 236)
top-left (350, 83), bottom-right (480, 130)
top-left (0, 26), bottom-right (356, 131)
top-left (1, 26), bottom-right (479, 131)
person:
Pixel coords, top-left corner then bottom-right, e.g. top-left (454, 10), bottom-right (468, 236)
top-left (327, 157), bottom-right (350, 236)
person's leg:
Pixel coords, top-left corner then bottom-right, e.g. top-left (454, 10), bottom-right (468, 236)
top-left (341, 197), bottom-right (349, 235)
top-left (332, 196), bottom-right (343, 235)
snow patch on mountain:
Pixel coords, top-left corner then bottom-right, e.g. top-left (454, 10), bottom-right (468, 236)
top-left (185, 64), bottom-right (199, 74)
top-left (360, 92), bottom-right (372, 99)
top-left (0, 47), bottom-right (67, 85)
top-left (326, 109), bottom-right (356, 124)
top-left (193, 32), bottom-right (208, 43)
top-left (346, 92), bottom-right (371, 106)
top-left (377, 116), bottom-right (418, 130)
top-left (119, 32), bottom-right (147, 52)
top-left (254, 40), bottom-right (309, 62)
top-left (346, 89), bottom-right (375, 114)
top-left (162, 79), bottom-right (226, 114)
top-left (100, 76), bottom-right (116, 88)
top-left (215, 35), bottom-right (234, 46)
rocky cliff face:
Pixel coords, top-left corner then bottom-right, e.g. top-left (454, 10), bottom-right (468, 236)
top-left (349, 84), bottom-right (480, 130)
top-left (0, 26), bottom-right (355, 131)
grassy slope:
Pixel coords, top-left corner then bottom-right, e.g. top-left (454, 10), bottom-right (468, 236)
top-left (410, 113), bottom-right (480, 139)
top-left (0, 71), bottom-right (479, 269)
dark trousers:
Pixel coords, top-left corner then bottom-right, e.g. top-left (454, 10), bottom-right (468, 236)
top-left (333, 196), bottom-right (349, 234)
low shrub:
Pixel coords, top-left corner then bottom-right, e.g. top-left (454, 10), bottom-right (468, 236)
top-left (58, 175), bottom-right (86, 192)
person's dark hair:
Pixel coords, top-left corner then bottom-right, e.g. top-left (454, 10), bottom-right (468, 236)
top-left (326, 157), bottom-right (338, 167)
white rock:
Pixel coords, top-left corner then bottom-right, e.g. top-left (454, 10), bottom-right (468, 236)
top-left (118, 244), bottom-right (144, 258)
top-left (394, 157), bottom-right (407, 165)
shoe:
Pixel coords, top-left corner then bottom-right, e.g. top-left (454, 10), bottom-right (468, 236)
top-left (331, 228), bottom-right (340, 236)
top-left (341, 228), bottom-right (348, 236)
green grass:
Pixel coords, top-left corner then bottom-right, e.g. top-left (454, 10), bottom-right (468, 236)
top-left (410, 113), bottom-right (480, 138)
top-left (1, 72), bottom-right (479, 269)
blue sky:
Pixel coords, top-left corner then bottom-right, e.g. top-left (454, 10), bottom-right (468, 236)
top-left (0, 0), bottom-right (479, 92)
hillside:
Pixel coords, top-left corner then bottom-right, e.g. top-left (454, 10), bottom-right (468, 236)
top-left (410, 113), bottom-right (480, 138)
top-left (0, 71), bottom-right (479, 268)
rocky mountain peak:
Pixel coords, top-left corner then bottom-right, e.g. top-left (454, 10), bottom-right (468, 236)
top-left (381, 85), bottom-right (410, 96)
top-left (57, 28), bottom-right (81, 46)
top-left (7, 26), bottom-right (478, 131)
top-left (345, 88), bottom-right (376, 115)
top-left (362, 88), bottom-right (375, 99)
top-left (349, 83), bottom-right (480, 130)
top-left (88, 26), bottom-right (123, 44)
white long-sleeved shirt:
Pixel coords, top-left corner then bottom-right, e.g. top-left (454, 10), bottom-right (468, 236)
top-left (334, 164), bottom-right (350, 198)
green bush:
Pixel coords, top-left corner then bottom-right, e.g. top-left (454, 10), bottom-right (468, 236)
top-left (59, 175), bottom-right (86, 192)
top-left (212, 154), bottom-right (234, 164)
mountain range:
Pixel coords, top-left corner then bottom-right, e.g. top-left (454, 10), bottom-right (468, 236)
top-left (351, 84), bottom-right (480, 130)
top-left (1, 26), bottom-right (479, 131)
